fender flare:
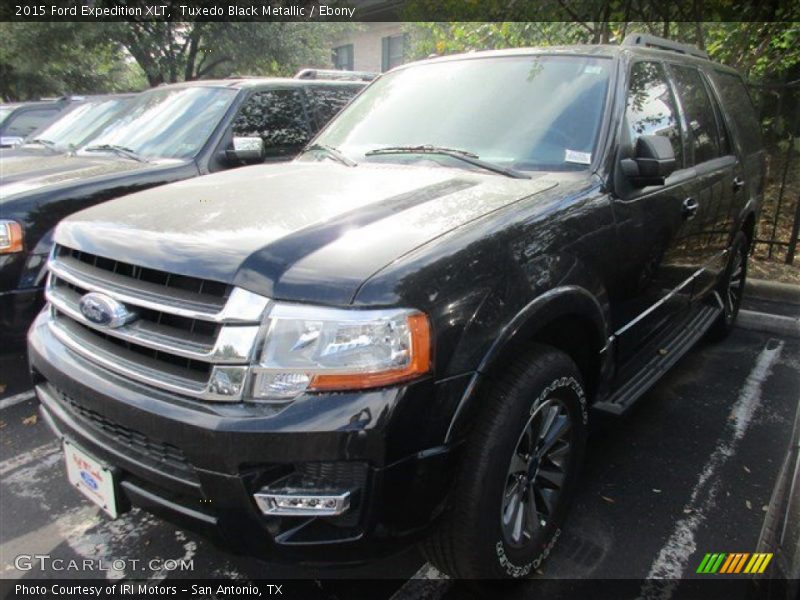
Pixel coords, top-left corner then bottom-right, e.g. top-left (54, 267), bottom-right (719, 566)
top-left (444, 285), bottom-right (609, 443)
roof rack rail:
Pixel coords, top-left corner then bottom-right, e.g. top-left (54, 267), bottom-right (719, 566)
top-left (622, 33), bottom-right (709, 60)
top-left (294, 69), bottom-right (378, 82)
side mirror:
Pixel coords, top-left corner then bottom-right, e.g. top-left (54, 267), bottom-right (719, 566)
top-left (620, 135), bottom-right (676, 187)
top-left (226, 136), bottom-right (264, 164)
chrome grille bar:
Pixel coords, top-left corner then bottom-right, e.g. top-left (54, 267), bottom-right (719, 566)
top-left (49, 315), bottom-right (249, 402)
top-left (46, 246), bottom-right (269, 402)
top-left (49, 258), bottom-right (268, 324)
top-left (46, 282), bottom-right (259, 364)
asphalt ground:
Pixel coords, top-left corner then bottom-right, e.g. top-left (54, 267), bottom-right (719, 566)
top-left (1, 320), bottom-right (798, 600)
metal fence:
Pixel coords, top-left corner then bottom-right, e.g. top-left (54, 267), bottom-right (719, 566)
top-left (748, 80), bottom-right (800, 265)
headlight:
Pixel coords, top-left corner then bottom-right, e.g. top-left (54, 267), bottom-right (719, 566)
top-left (0, 220), bottom-right (23, 254)
top-left (252, 303), bottom-right (431, 400)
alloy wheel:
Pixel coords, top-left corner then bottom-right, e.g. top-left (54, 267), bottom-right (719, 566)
top-left (725, 247), bottom-right (745, 322)
top-left (501, 398), bottom-right (573, 548)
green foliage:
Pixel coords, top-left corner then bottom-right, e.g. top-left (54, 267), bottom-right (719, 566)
top-left (1, 20), bottom-right (356, 100)
top-left (405, 21), bottom-right (800, 84)
top-left (110, 20), bottom-right (354, 86)
top-left (0, 22), bottom-right (146, 100)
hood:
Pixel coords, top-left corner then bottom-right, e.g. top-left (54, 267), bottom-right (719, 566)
top-left (56, 162), bottom-right (559, 304)
top-left (0, 153), bottom-right (183, 200)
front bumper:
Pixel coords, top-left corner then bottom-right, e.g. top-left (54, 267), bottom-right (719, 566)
top-left (28, 311), bottom-right (469, 563)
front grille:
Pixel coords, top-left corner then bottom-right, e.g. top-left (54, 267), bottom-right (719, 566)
top-left (46, 245), bottom-right (270, 401)
top-left (57, 246), bottom-right (230, 303)
top-left (50, 385), bottom-right (198, 484)
top-left (58, 278), bottom-right (220, 342)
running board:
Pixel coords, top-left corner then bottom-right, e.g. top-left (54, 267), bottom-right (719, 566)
top-left (593, 304), bottom-right (721, 416)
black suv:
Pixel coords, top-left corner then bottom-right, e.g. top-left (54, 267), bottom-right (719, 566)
top-left (28, 36), bottom-right (765, 578)
top-left (1, 76), bottom-right (365, 344)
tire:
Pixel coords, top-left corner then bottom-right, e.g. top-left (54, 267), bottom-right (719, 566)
top-left (422, 345), bottom-right (588, 579)
top-left (708, 231), bottom-right (748, 341)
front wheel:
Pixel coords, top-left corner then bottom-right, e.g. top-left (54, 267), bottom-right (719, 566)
top-left (708, 231), bottom-right (748, 340)
top-left (422, 345), bottom-right (588, 579)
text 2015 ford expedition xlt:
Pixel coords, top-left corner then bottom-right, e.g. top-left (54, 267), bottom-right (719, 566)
top-left (28, 35), bottom-right (765, 578)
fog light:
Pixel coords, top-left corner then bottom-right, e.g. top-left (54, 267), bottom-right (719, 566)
top-left (253, 371), bottom-right (310, 400)
top-left (253, 490), bottom-right (350, 516)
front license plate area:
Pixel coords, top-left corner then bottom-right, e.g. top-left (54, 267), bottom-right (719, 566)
top-left (64, 440), bottom-right (118, 518)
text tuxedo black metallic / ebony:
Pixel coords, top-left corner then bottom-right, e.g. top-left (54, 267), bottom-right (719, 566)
top-left (28, 38), bottom-right (765, 578)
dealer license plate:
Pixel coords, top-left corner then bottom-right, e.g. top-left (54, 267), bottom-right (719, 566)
top-left (64, 440), bottom-right (118, 518)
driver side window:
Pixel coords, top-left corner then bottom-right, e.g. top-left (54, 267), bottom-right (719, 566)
top-left (625, 61), bottom-right (684, 168)
top-left (232, 89), bottom-right (311, 158)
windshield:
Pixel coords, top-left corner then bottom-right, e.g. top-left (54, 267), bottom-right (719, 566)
top-left (0, 108), bottom-right (13, 126)
top-left (78, 86), bottom-right (237, 160)
top-left (315, 55), bottom-right (612, 172)
top-left (25, 97), bottom-right (132, 150)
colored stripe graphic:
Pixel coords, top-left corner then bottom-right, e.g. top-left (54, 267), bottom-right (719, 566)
top-left (720, 553), bottom-right (735, 574)
top-left (744, 554), bottom-right (761, 573)
top-left (719, 553), bottom-right (736, 573)
top-left (734, 553), bottom-right (750, 573)
top-left (697, 553), bottom-right (726, 573)
top-left (699, 552), bottom-right (773, 574)
top-left (757, 554), bottom-right (773, 573)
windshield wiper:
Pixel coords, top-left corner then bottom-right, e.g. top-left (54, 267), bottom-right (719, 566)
top-left (24, 138), bottom-right (59, 151)
top-left (364, 144), bottom-right (530, 179)
top-left (84, 144), bottom-right (148, 163)
top-left (302, 143), bottom-right (356, 167)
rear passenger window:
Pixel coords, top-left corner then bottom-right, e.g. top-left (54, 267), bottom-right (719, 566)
top-left (306, 85), bottom-right (360, 130)
top-left (232, 89), bottom-right (311, 157)
top-left (626, 61), bottom-right (683, 167)
top-left (670, 65), bottom-right (723, 164)
top-left (710, 70), bottom-right (763, 154)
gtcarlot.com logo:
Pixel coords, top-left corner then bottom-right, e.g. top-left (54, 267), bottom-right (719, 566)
top-left (696, 552), bottom-right (773, 574)
top-left (14, 554), bottom-right (194, 572)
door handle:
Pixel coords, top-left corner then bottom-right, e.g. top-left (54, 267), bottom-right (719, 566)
top-left (733, 176), bottom-right (745, 192)
top-left (682, 197), bottom-right (699, 219)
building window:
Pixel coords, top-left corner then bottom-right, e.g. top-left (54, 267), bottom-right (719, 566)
top-left (332, 44), bottom-right (354, 71)
top-left (381, 34), bottom-right (406, 71)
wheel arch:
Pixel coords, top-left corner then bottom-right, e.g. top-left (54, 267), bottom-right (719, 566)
top-left (445, 286), bottom-right (609, 443)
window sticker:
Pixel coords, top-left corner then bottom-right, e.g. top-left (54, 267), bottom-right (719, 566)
top-left (584, 65), bottom-right (605, 75)
top-left (565, 149), bottom-right (592, 165)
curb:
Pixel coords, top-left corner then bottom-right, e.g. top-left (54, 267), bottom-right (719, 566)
top-left (737, 309), bottom-right (800, 339)
top-left (746, 278), bottom-right (800, 306)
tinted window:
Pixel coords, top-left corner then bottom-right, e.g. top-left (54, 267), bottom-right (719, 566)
top-left (5, 108), bottom-right (60, 137)
top-left (710, 70), bottom-right (763, 153)
top-left (625, 61), bottom-right (683, 166)
top-left (306, 85), bottom-right (360, 129)
top-left (232, 89), bottom-right (311, 156)
top-left (316, 56), bottom-right (612, 172)
top-left (671, 65), bottom-right (722, 164)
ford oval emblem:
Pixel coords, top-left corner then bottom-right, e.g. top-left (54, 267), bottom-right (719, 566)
top-left (80, 470), bottom-right (99, 491)
top-left (78, 292), bottom-right (136, 329)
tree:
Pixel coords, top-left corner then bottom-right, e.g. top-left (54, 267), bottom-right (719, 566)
top-left (404, 20), bottom-right (800, 84)
top-left (1, 18), bottom-right (356, 100)
top-left (0, 22), bottom-right (144, 101)
top-left (112, 21), bottom-right (355, 86)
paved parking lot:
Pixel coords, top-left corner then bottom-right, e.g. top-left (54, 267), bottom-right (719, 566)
top-left (1, 324), bottom-right (798, 599)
